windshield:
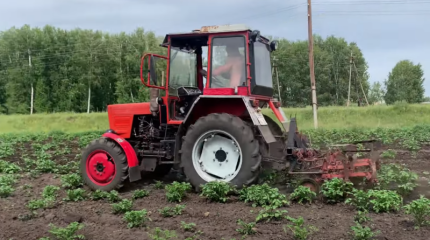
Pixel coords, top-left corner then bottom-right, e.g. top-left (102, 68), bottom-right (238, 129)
top-left (253, 41), bottom-right (273, 88)
top-left (169, 47), bottom-right (197, 89)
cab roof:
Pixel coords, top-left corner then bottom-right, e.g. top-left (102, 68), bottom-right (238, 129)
top-left (161, 24), bottom-right (269, 46)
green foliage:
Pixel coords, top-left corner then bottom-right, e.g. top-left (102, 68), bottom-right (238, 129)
top-left (181, 221), bottom-right (196, 232)
top-left (123, 209), bottom-right (151, 228)
top-left (403, 195), bottom-right (430, 228)
top-left (200, 181), bottom-right (235, 203)
top-left (0, 160), bottom-right (21, 173)
top-left (380, 149), bottom-right (396, 159)
top-left (284, 216), bottom-right (318, 240)
top-left (154, 180), bottom-right (164, 189)
top-left (320, 178), bottom-right (353, 203)
top-left (255, 205), bottom-right (288, 223)
top-left (27, 198), bottom-right (55, 210)
top-left (367, 190), bottom-right (402, 213)
top-left (377, 164), bottom-right (418, 195)
top-left (0, 185), bottom-right (14, 198)
top-left (158, 204), bottom-right (186, 217)
top-left (132, 189), bottom-right (149, 200)
top-left (0, 174), bottom-right (16, 186)
top-left (64, 189), bottom-right (86, 202)
top-left (350, 222), bottom-right (379, 240)
top-left (239, 183), bottom-right (289, 208)
top-left (165, 181), bottom-right (192, 203)
top-left (236, 219), bottom-right (256, 236)
top-left (368, 82), bottom-right (385, 104)
top-left (290, 186), bottom-right (317, 204)
top-left (45, 222), bottom-right (85, 240)
top-left (354, 210), bottom-right (371, 224)
top-left (345, 189), bottom-right (370, 210)
top-left (384, 60), bottom-right (425, 104)
top-left (112, 199), bottom-right (133, 214)
top-left (61, 173), bottom-right (83, 189)
top-left (42, 185), bottom-right (60, 199)
top-left (27, 185), bottom-right (60, 210)
top-left (148, 227), bottom-right (177, 240)
top-left (91, 190), bottom-right (120, 202)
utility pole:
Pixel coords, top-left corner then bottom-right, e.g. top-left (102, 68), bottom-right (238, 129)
top-left (347, 51), bottom-right (353, 107)
top-left (353, 60), bottom-right (369, 106)
top-left (28, 49), bottom-right (33, 115)
top-left (307, 0), bottom-right (318, 128)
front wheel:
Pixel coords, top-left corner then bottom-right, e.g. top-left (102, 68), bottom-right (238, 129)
top-left (180, 113), bottom-right (261, 190)
top-left (80, 138), bottom-right (129, 191)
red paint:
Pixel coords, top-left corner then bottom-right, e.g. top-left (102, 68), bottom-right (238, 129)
top-left (102, 132), bottom-right (139, 168)
top-left (203, 87), bottom-right (248, 96)
top-left (187, 98), bottom-right (246, 124)
top-left (140, 53), bottom-right (168, 90)
top-left (269, 101), bottom-right (285, 122)
top-left (107, 103), bottom-right (151, 139)
top-left (290, 146), bottom-right (378, 184)
top-left (86, 150), bottom-right (116, 186)
top-left (245, 31), bottom-right (252, 93)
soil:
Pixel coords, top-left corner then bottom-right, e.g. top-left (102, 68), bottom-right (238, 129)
top-left (2, 140), bottom-right (430, 240)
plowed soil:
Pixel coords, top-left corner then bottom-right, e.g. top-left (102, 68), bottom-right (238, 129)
top-left (1, 140), bottom-right (430, 240)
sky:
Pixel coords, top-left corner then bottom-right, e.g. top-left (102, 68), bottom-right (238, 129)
top-left (0, 0), bottom-right (429, 94)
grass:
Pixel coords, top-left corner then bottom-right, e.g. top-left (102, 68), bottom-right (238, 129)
top-left (1, 103), bottom-right (430, 134)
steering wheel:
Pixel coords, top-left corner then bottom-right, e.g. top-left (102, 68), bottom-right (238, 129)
top-left (199, 69), bottom-right (224, 86)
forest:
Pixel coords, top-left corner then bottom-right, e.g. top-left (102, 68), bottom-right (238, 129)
top-left (0, 24), bottom-right (424, 114)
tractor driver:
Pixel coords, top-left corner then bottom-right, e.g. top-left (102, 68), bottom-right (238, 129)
top-left (211, 43), bottom-right (246, 88)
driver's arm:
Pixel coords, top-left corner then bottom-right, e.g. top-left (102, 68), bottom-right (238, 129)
top-left (212, 61), bottom-right (232, 76)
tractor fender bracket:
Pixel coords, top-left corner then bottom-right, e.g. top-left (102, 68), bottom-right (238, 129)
top-left (102, 132), bottom-right (141, 182)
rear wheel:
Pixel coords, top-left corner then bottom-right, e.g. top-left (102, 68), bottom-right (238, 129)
top-left (180, 113), bottom-right (261, 190)
top-left (80, 138), bottom-right (128, 191)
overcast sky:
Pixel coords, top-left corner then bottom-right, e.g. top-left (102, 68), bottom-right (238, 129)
top-left (0, 0), bottom-right (429, 95)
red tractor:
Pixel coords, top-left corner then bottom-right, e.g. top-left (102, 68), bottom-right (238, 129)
top-left (80, 24), bottom-right (379, 192)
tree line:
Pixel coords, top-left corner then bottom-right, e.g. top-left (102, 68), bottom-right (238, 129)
top-left (0, 25), bottom-right (425, 114)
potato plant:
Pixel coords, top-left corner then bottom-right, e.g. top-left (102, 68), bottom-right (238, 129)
top-left (320, 178), bottom-right (353, 203)
top-left (290, 186), bottom-right (317, 204)
top-left (165, 181), bottom-right (192, 203)
top-left (403, 195), bottom-right (430, 228)
top-left (200, 181), bottom-right (235, 203)
top-left (239, 183), bottom-right (289, 208)
top-left (123, 209), bottom-right (151, 228)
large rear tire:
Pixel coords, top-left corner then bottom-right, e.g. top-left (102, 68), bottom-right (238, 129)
top-left (80, 138), bottom-right (128, 191)
top-left (180, 113), bottom-right (261, 191)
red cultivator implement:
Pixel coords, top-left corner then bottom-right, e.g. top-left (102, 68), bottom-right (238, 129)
top-left (285, 119), bottom-right (380, 191)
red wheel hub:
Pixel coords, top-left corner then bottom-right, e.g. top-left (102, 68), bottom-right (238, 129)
top-left (302, 182), bottom-right (317, 193)
top-left (86, 150), bottom-right (116, 186)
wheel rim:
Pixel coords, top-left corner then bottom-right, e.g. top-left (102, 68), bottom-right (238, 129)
top-left (192, 130), bottom-right (243, 182)
top-left (86, 150), bottom-right (116, 186)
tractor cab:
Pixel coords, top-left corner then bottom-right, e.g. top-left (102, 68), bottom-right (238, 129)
top-left (141, 24), bottom-right (279, 125)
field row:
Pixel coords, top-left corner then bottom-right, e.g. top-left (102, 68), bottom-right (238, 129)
top-left (1, 127), bottom-right (430, 239)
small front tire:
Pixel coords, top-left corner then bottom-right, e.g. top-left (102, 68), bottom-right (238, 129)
top-left (80, 138), bottom-right (129, 191)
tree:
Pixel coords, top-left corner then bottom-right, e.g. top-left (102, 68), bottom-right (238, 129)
top-left (384, 60), bottom-right (425, 104)
top-left (368, 82), bottom-right (385, 104)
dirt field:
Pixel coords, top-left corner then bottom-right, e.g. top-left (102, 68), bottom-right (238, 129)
top-left (1, 136), bottom-right (430, 240)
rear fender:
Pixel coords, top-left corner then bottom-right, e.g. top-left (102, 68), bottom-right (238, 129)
top-left (182, 95), bottom-right (276, 144)
top-left (102, 132), bottom-right (141, 182)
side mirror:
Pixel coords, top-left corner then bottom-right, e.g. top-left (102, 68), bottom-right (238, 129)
top-left (140, 53), bottom-right (168, 89)
top-left (269, 40), bottom-right (278, 52)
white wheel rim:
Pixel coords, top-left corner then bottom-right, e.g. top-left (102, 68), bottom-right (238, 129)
top-left (192, 130), bottom-right (243, 182)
